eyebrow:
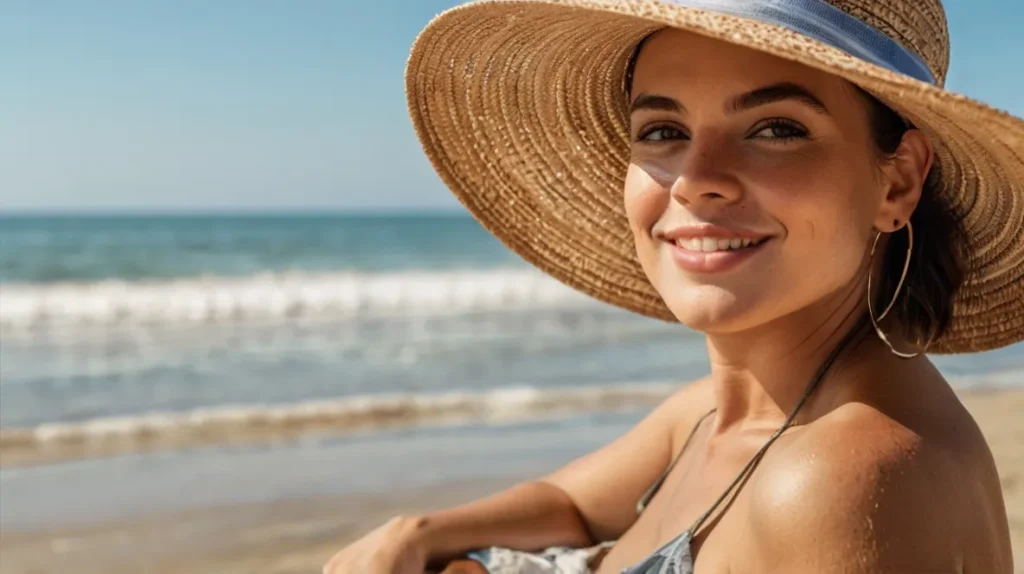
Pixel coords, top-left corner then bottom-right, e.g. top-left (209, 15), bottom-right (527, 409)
top-left (629, 93), bottom-right (684, 115)
top-left (629, 82), bottom-right (830, 116)
top-left (728, 82), bottom-right (830, 116)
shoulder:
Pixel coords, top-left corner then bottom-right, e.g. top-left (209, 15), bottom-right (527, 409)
top-left (629, 375), bottom-right (716, 435)
top-left (539, 376), bottom-right (718, 541)
top-left (653, 376), bottom-right (717, 448)
top-left (602, 375), bottom-right (716, 462)
top-left (660, 374), bottom-right (716, 412)
top-left (744, 400), bottom-right (986, 571)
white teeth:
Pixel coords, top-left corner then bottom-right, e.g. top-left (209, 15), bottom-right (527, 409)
top-left (675, 237), bottom-right (762, 252)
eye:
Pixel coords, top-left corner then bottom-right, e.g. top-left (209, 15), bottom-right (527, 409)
top-left (638, 125), bottom-right (687, 143)
top-left (750, 119), bottom-right (809, 142)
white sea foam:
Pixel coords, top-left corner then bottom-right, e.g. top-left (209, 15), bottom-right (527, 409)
top-left (3, 372), bottom-right (1021, 466)
top-left (0, 269), bottom-right (595, 330)
top-left (0, 383), bottom-right (679, 463)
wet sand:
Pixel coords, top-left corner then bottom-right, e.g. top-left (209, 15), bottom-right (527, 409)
top-left (0, 478), bottom-right (517, 574)
top-left (1, 389), bottom-right (1021, 574)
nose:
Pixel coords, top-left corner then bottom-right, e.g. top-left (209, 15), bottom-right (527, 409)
top-left (669, 140), bottom-right (743, 207)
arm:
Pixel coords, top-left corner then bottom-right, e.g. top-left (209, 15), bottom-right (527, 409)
top-left (414, 480), bottom-right (595, 566)
top-left (415, 380), bottom-right (712, 566)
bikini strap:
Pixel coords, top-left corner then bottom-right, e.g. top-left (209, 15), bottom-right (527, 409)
top-left (636, 408), bottom-right (717, 515)
top-left (685, 319), bottom-right (866, 537)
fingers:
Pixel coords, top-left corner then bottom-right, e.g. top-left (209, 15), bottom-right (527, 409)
top-left (438, 559), bottom-right (489, 574)
top-left (322, 549), bottom-right (346, 574)
top-left (321, 516), bottom-right (427, 574)
top-left (320, 544), bottom-right (393, 574)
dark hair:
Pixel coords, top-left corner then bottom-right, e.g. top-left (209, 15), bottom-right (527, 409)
top-left (623, 39), bottom-right (968, 345)
top-left (859, 91), bottom-right (967, 346)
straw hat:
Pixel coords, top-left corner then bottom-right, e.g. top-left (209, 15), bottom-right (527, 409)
top-left (404, 0), bottom-right (1024, 354)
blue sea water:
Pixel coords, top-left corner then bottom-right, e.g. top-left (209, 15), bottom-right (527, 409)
top-left (0, 214), bottom-right (524, 283)
top-left (1, 214), bottom-right (1021, 444)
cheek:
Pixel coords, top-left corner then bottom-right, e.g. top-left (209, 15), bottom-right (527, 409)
top-left (623, 164), bottom-right (669, 239)
top-left (623, 164), bottom-right (672, 290)
top-left (747, 145), bottom-right (874, 230)
top-left (757, 176), bottom-right (873, 290)
top-left (745, 149), bottom-right (877, 271)
top-left (741, 147), bottom-right (830, 202)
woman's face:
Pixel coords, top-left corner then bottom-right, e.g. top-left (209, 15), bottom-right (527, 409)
top-left (625, 29), bottom-right (922, 335)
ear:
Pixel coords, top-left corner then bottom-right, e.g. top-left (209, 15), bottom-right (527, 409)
top-left (873, 129), bottom-right (933, 232)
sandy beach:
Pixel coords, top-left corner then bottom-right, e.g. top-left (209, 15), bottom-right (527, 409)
top-left (1, 389), bottom-right (1021, 574)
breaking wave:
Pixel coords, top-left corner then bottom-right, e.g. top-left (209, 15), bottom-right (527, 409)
top-left (0, 383), bottom-right (677, 466)
top-left (0, 269), bottom-right (595, 331)
top-left (3, 372), bottom-right (1021, 467)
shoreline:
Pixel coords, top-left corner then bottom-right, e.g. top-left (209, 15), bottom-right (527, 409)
top-left (1, 389), bottom-right (1020, 573)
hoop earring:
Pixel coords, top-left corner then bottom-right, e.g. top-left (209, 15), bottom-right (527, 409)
top-left (867, 221), bottom-right (927, 359)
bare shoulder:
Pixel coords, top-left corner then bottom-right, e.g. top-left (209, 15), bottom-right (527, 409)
top-left (656, 375), bottom-right (717, 448)
top-left (658, 373), bottom-right (716, 412)
top-left (662, 374), bottom-right (716, 417)
top-left (539, 376), bottom-right (718, 542)
top-left (745, 396), bottom-right (1012, 573)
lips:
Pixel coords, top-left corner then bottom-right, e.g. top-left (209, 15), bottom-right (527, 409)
top-left (673, 236), bottom-right (769, 253)
top-left (658, 224), bottom-right (773, 274)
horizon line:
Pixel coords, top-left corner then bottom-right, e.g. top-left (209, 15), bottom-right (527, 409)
top-left (0, 207), bottom-right (473, 218)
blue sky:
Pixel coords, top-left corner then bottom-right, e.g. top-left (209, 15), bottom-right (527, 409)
top-left (2, 0), bottom-right (1022, 213)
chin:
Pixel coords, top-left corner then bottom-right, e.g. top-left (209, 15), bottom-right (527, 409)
top-left (660, 286), bottom-right (761, 334)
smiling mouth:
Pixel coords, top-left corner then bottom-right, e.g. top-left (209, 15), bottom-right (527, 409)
top-left (672, 237), bottom-right (771, 252)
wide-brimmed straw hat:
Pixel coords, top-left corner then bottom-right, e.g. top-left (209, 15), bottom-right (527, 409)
top-left (404, 0), bottom-right (1024, 354)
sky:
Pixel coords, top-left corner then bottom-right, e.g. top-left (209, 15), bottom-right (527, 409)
top-left (2, 0), bottom-right (1022, 213)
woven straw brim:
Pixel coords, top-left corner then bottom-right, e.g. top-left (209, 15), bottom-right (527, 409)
top-left (405, 0), bottom-right (1024, 354)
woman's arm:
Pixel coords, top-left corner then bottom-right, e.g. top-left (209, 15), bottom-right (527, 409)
top-left (323, 380), bottom-right (710, 573)
top-left (414, 480), bottom-right (596, 567)
top-left (414, 379), bottom-right (713, 566)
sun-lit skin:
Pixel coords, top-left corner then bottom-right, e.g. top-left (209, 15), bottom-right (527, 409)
top-left (624, 29), bottom-right (931, 344)
top-left (323, 28), bottom-right (1014, 574)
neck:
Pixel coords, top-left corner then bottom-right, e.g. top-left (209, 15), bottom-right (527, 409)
top-left (703, 284), bottom-right (870, 431)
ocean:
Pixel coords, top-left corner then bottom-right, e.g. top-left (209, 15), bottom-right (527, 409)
top-left (2, 214), bottom-right (1023, 464)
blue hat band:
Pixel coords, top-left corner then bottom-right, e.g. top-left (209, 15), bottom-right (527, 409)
top-left (664, 0), bottom-right (937, 85)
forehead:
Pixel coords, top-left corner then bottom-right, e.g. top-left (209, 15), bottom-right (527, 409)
top-left (631, 29), bottom-right (848, 99)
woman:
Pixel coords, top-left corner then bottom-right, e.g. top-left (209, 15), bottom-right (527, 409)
top-left (327, 0), bottom-right (1022, 572)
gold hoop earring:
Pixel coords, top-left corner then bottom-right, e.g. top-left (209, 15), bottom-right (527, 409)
top-left (867, 221), bottom-right (925, 359)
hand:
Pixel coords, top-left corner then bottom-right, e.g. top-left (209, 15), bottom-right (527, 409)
top-left (323, 516), bottom-right (431, 574)
top-left (437, 559), bottom-right (489, 574)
